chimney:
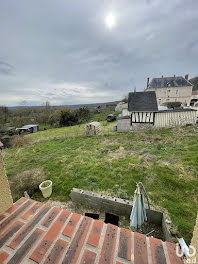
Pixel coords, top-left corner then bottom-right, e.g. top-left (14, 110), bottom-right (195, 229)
top-left (162, 75), bottom-right (163, 78)
top-left (147, 77), bottom-right (149, 88)
top-left (185, 74), bottom-right (189, 80)
top-left (174, 74), bottom-right (175, 77)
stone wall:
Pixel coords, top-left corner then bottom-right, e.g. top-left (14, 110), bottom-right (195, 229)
top-left (0, 152), bottom-right (13, 214)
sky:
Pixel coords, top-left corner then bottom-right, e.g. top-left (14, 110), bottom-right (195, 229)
top-left (0, 0), bottom-right (198, 106)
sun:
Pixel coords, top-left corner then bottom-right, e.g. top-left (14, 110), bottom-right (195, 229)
top-left (105, 13), bottom-right (116, 29)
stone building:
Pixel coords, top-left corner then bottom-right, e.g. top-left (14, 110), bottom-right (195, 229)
top-left (146, 75), bottom-right (193, 106)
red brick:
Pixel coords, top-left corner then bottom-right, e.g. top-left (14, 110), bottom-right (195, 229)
top-left (21, 201), bottom-right (42, 220)
top-left (6, 197), bottom-right (27, 213)
top-left (7, 228), bottom-right (44, 264)
top-left (98, 224), bottom-right (118, 264)
top-left (0, 215), bottom-right (6, 222)
top-left (87, 219), bottom-right (103, 247)
top-left (134, 232), bottom-right (148, 264)
top-left (0, 250), bottom-right (9, 263)
top-left (30, 209), bottom-right (71, 263)
top-left (116, 262), bottom-right (124, 264)
top-left (62, 213), bottom-right (81, 238)
top-left (41, 206), bottom-right (61, 228)
top-left (118, 228), bottom-right (131, 261)
top-left (0, 221), bottom-right (24, 247)
top-left (8, 204), bottom-right (50, 249)
top-left (62, 216), bottom-right (92, 264)
top-left (0, 199), bottom-right (33, 233)
top-left (150, 237), bottom-right (167, 264)
top-left (44, 239), bottom-right (68, 264)
top-left (80, 249), bottom-right (96, 264)
top-left (166, 242), bottom-right (184, 264)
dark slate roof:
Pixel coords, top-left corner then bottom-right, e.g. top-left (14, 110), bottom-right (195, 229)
top-left (149, 76), bottom-right (193, 89)
top-left (128, 91), bottom-right (158, 112)
top-left (189, 76), bottom-right (198, 91)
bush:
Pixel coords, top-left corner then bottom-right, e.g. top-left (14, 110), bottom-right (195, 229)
top-left (60, 109), bottom-right (78, 127)
top-left (9, 168), bottom-right (46, 199)
top-left (166, 102), bottom-right (181, 109)
top-left (11, 135), bottom-right (31, 147)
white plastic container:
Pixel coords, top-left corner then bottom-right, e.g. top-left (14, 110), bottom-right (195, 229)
top-left (39, 180), bottom-right (52, 198)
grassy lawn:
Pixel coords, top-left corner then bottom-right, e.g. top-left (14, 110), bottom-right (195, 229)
top-left (3, 124), bottom-right (198, 243)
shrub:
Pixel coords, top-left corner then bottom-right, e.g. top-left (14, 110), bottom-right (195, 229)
top-left (11, 135), bottom-right (31, 147)
top-left (9, 168), bottom-right (46, 199)
top-left (59, 109), bottom-right (78, 127)
top-left (166, 102), bottom-right (181, 109)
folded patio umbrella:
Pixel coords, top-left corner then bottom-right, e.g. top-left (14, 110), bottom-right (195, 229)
top-left (130, 182), bottom-right (149, 229)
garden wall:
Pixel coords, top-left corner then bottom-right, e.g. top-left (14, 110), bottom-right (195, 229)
top-left (71, 188), bottom-right (173, 241)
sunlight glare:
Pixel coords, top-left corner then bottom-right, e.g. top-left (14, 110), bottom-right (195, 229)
top-left (105, 13), bottom-right (116, 29)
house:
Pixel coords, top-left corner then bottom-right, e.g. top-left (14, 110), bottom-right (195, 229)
top-left (146, 75), bottom-right (193, 106)
top-left (115, 101), bottom-right (127, 112)
top-left (117, 91), bottom-right (158, 132)
top-left (117, 91), bottom-right (197, 131)
top-left (189, 76), bottom-right (198, 106)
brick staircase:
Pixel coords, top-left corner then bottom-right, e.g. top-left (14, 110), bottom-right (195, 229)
top-left (0, 197), bottom-right (184, 264)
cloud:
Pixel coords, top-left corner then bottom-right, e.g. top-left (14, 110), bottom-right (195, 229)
top-left (0, 0), bottom-right (198, 106)
top-left (0, 60), bottom-right (14, 75)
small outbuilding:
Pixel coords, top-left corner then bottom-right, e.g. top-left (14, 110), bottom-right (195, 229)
top-left (85, 122), bottom-right (101, 136)
top-left (117, 91), bottom-right (158, 132)
top-left (18, 124), bottom-right (39, 134)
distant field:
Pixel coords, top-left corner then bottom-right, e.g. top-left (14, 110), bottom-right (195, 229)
top-left (3, 124), bottom-right (198, 243)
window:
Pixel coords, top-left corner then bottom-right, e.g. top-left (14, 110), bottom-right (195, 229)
top-left (159, 99), bottom-right (161, 105)
top-left (176, 89), bottom-right (178, 95)
top-left (175, 99), bottom-right (177, 102)
top-left (159, 89), bottom-right (162, 96)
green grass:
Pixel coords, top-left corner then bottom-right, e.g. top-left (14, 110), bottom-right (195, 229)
top-left (3, 124), bottom-right (198, 243)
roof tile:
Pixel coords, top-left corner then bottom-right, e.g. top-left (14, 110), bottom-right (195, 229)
top-left (128, 91), bottom-right (158, 112)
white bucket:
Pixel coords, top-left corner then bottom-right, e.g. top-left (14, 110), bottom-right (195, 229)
top-left (39, 180), bottom-right (52, 198)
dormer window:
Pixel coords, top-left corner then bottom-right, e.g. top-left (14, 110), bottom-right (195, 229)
top-left (167, 82), bottom-right (171, 87)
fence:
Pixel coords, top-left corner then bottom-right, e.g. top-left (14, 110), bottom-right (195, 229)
top-left (117, 109), bottom-right (197, 131)
top-left (155, 110), bottom-right (197, 128)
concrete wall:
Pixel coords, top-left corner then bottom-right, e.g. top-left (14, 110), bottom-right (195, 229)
top-left (147, 86), bottom-right (192, 106)
top-left (0, 153), bottom-right (13, 214)
top-left (117, 118), bottom-right (131, 132)
top-left (71, 188), bottom-right (173, 241)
